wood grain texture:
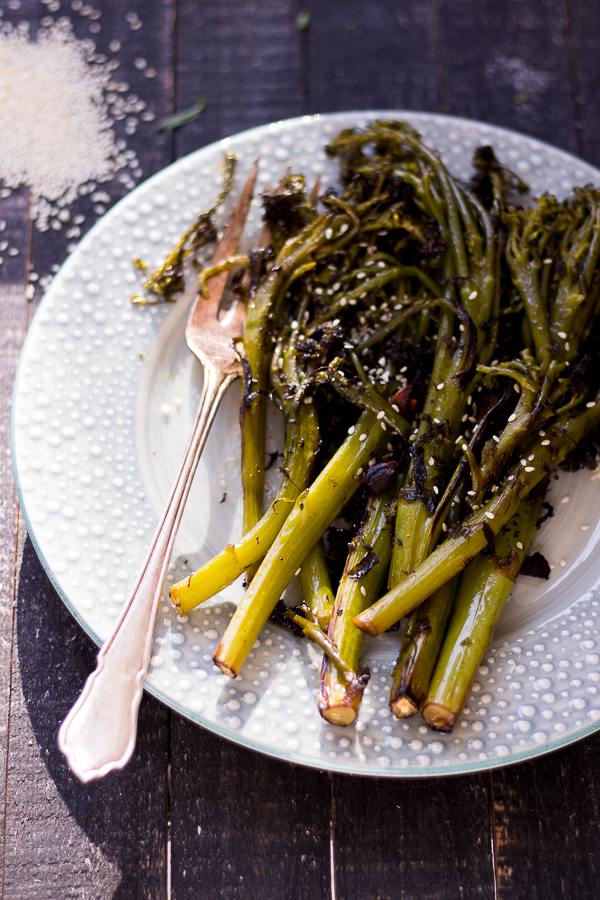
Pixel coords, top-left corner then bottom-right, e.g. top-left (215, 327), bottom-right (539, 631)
top-left (3, 538), bottom-right (168, 900)
top-left (332, 771), bottom-right (494, 900)
top-left (492, 734), bottom-right (600, 900)
top-left (436, 0), bottom-right (577, 152)
top-left (564, 0), bottom-right (600, 167)
top-left (170, 716), bottom-right (332, 900)
top-left (174, 0), bottom-right (304, 158)
top-left (0, 185), bottom-right (30, 885)
top-left (307, 0), bottom-right (438, 115)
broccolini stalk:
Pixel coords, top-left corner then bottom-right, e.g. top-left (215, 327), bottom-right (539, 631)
top-left (388, 486), bottom-right (466, 718)
top-left (214, 410), bottom-right (397, 678)
top-left (240, 213), bottom-right (355, 561)
top-left (354, 394), bottom-right (600, 636)
top-left (297, 539), bottom-right (335, 631)
top-left (318, 480), bottom-right (400, 726)
top-left (170, 402), bottom-right (319, 614)
top-left (422, 482), bottom-right (547, 732)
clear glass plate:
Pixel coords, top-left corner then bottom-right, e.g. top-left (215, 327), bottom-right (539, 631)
top-left (12, 111), bottom-right (600, 776)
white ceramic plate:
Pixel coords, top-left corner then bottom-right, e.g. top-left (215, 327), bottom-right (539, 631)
top-left (12, 112), bottom-right (600, 776)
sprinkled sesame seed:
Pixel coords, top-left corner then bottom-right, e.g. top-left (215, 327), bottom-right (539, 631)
top-left (359, 433), bottom-right (367, 441)
top-left (587, 401), bottom-right (596, 408)
top-left (295, 568), bottom-right (301, 576)
top-left (549, 563), bottom-right (555, 570)
top-left (433, 417), bottom-right (440, 424)
top-left (508, 413), bottom-right (517, 422)
top-left (520, 459), bottom-right (527, 466)
top-left (581, 524), bottom-right (590, 531)
top-left (467, 490), bottom-right (476, 496)
top-left (516, 541), bottom-right (523, 550)
top-left (565, 342), bottom-right (570, 351)
top-left (560, 558), bottom-right (567, 568)
top-left (525, 466), bottom-right (535, 472)
top-left (381, 422), bottom-right (387, 431)
top-left (325, 228), bottom-right (333, 239)
top-left (356, 271), bottom-right (366, 279)
top-left (539, 430), bottom-right (545, 436)
top-left (541, 439), bottom-right (550, 446)
top-left (528, 454), bottom-right (534, 460)
top-left (377, 411), bottom-right (385, 419)
top-left (485, 511), bottom-right (495, 520)
top-left (348, 425), bottom-right (355, 434)
top-left (561, 495), bottom-right (569, 503)
top-left (433, 485), bottom-right (439, 494)
top-left (469, 291), bottom-right (478, 300)
top-left (339, 223), bottom-right (349, 235)
top-left (543, 258), bottom-right (553, 264)
top-left (429, 456), bottom-right (434, 465)
top-left (514, 384), bottom-right (520, 393)
top-left (437, 382), bottom-right (444, 390)
top-left (492, 435), bottom-right (499, 442)
top-left (558, 331), bottom-right (567, 339)
top-left (360, 586), bottom-right (367, 596)
top-left (442, 523), bottom-right (447, 532)
top-left (391, 404), bottom-right (399, 412)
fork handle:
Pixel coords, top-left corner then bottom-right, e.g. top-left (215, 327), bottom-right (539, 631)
top-left (58, 363), bottom-right (237, 782)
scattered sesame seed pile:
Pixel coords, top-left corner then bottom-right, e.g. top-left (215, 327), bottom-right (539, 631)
top-left (162, 120), bottom-right (600, 734)
top-left (0, 18), bottom-right (145, 233)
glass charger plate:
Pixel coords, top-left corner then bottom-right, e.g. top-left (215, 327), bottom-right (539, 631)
top-left (12, 111), bottom-right (600, 777)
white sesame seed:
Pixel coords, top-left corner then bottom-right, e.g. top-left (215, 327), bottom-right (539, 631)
top-left (539, 430), bottom-right (545, 436)
top-left (565, 342), bottom-right (570, 351)
top-left (376, 411), bottom-right (385, 419)
top-left (561, 495), bottom-right (569, 503)
top-left (543, 258), bottom-right (553, 264)
top-left (528, 454), bottom-right (534, 460)
top-left (550, 563), bottom-right (555, 570)
top-left (541, 439), bottom-right (550, 446)
top-left (433, 485), bottom-right (439, 494)
top-left (520, 459), bottom-right (527, 466)
top-left (492, 435), bottom-right (499, 442)
top-left (587, 401), bottom-right (596, 408)
top-left (381, 422), bottom-right (387, 430)
top-left (516, 541), bottom-right (523, 550)
top-left (469, 291), bottom-right (478, 300)
top-left (359, 433), bottom-right (367, 441)
top-left (437, 383), bottom-right (444, 390)
top-left (442, 523), bottom-right (447, 532)
top-left (508, 413), bottom-right (517, 422)
top-left (360, 586), bottom-right (366, 596)
top-left (295, 568), bottom-right (301, 576)
top-left (325, 228), bottom-right (333, 240)
top-left (339, 223), bottom-right (349, 235)
top-left (514, 384), bottom-right (520, 393)
top-left (348, 425), bottom-right (355, 434)
top-left (467, 490), bottom-right (476, 496)
top-left (525, 466), bottom-right (535, 472)
top-left (429, 456), bottom-right (434, 466)
top-left (581, 524), bottom-right (590, 531)
top-left (560, 558), bottom-right (567, 568)
top-left (558, 331), bottom-right (567, 339)
top-left (433, 418), bottom-right (440, 424)
top-left (485, 511), bottom-right (494, 520)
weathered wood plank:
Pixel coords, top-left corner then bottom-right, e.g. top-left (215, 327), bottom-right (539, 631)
top-left (3, 537), bottom-right (169, 900)
top-left (564, 0), bottom-right (600, 168)
top-left (170, 716), bottom-right (332, 900)
top-left (437, 0), bottom-right (577, 152)
top-left (492, 734), bottom-right (600, 900)
top-left (174, 0), bottom-right (304, 157)
top-left (307, 0), bottom-right (438, 115)
top-left (0, 185), bottom-right (30, 885)
top-left (332, 771), bottom-right (494, 900)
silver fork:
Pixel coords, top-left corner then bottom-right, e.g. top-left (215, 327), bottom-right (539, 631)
top-left (58, 163), bottom-right (258, 782)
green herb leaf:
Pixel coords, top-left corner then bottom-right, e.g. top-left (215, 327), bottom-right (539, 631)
top-left (295, 11), bottom-right (310, 31)
top-left (158, 97), bottom-right (207, 132)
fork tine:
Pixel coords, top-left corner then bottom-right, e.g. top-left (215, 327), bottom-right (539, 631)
top-left (204, 160), bottom-right (259, 307)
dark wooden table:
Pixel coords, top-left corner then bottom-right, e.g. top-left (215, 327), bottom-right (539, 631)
top-left (2, 1), bottom-right (600, 897)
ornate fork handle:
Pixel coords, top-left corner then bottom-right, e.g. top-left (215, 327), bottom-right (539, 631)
top-left (58, 360), bottom-right (239, 782)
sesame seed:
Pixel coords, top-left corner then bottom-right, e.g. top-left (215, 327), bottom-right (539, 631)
top-left (541, 439), bottom-right (550, 446)
top-left (295, 568), bottom-right (301, 576)
top-left (520, 459), bottom-right (527, 466)
top-left (378, 357), bottom-right (386, 366)
top-left (467, 490), bottom-right (476, 496)
top-left (376, 410), bottom-right (385, 419)
top-left (539, 430), bottom-right (545, 436)
top-left (525, 466), bottom-right (535, 472)
top-left (485, 511), bottom-right (494, 520)
top-left (514, 384), bottom-right (520, 393)
top-left (581, 524), bottom-right (590, 531)
top-left (429, 456), bottom-right (434, 465)
top-left (528, 454), bottom-right (534, 460)
top-left (560, 558), bottom-right (567, 568)
top-left (469, 290), bottom-right (478, 300)
top-left (348, 425), bottom-right (355, 434)
top-left (339, 223), bottom-right (349, 235)
top-left (437, 383), bottom-right (444, 390)
top-left (492, 435), bottom-right (499, 442)
top-left (543, 258), bottom-right (553, 264)
top-left (433, 485), bottom-right (439, 494)
top-left (508, 413), bottom-right (517, 422)
top-left (561, 495), bottom-right (569, 503)
top-left (360, 586), bottom-right (366, 596)
top-left (558, 331), bottom-right (567, 339)
top-left (433, 418), bottom-right (440, 424)
top-left (565, 342), bottom-right (570, 351)
top-left (325, 228), bottom-right (333, 239)
top-left (359, 433), bottom-right (367, 441)
top-left (381, 422), bottom-right (387, 430)
top-left (587, 401), bottom-right (596, 408)
top-left (516, 541), bottom-right (523, 550)
top-left (442, 523), bottom-right (447, 532)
